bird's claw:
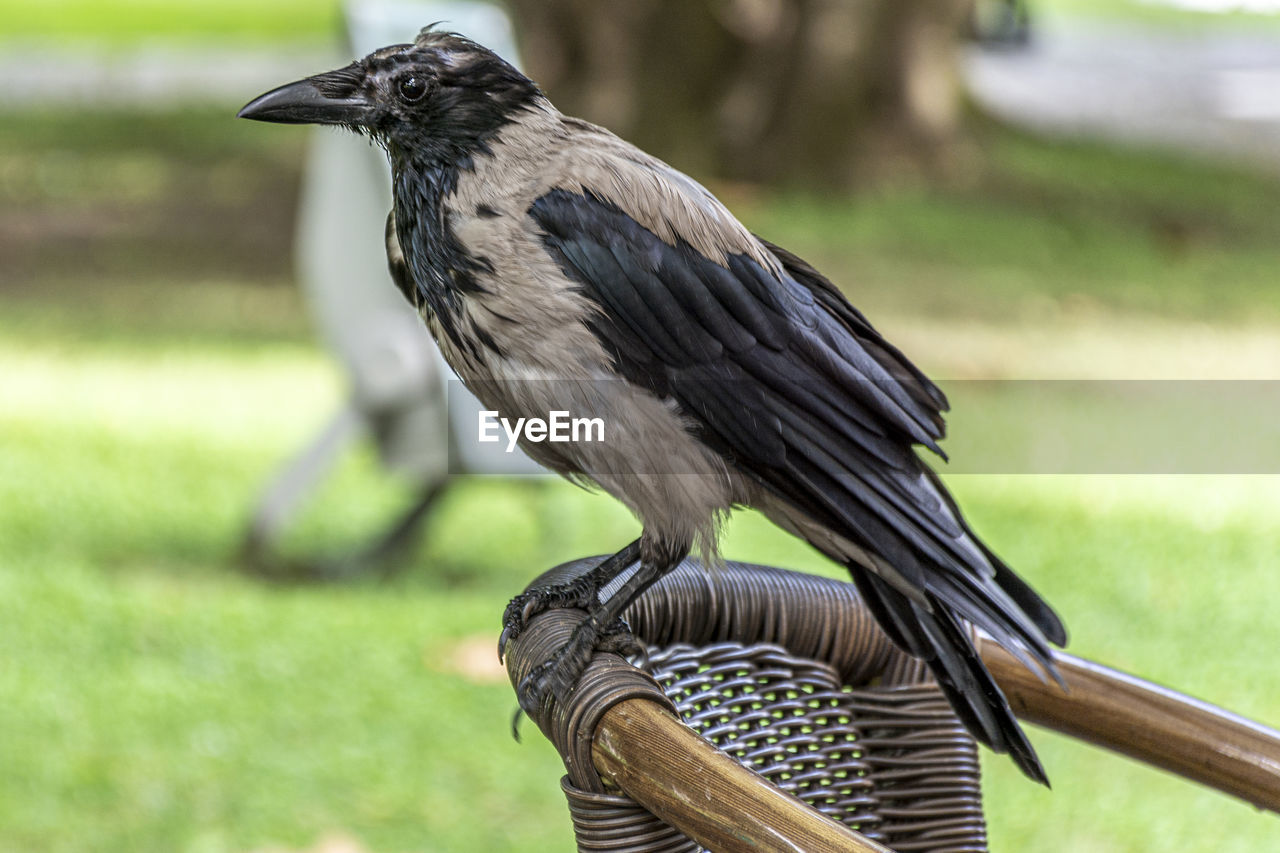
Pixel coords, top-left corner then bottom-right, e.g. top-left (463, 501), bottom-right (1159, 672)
top-left (511, 618), bottom-right (647, 723)
top-left (497, 624), bottom-right (515, 663)
top-left (510, 706), bottom-right (526, 741)
top-left (498, 581), bottom-right (598, 663)
top-left (516, 646), bottom-right (588, 716)
top-left (498, 592), bottom-right (546, 662)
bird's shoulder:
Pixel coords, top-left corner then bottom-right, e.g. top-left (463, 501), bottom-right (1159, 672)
top-left (529, 114), bottom-right (779, 274)
top-left (455, 108), bottom-right (772, 276)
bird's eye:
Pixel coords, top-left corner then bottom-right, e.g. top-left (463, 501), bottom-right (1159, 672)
top-left (397, 75), bottom-right (428, 103)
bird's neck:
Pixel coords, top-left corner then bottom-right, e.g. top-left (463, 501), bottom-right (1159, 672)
top-left (388, 149), bottom-right (493, 366)
top-left (384, 101), bottom-right (561, 361)
top-left (386, 100), bottom-right (560, 283)
top-left (389, 145), bottom-right (475, 279)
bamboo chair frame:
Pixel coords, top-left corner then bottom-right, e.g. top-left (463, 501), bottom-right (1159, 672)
top-left (504, 558), bottom-right (1280, 852)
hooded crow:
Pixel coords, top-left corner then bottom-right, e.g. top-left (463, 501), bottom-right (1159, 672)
top-left (240, 28), bottom-right (1067, 784)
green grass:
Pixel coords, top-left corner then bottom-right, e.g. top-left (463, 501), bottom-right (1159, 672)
top-left (0, 0), bottom-right (340, 43)
top-left (0, 110), bottom-right (305, 288)
top-left (1039, 0), bottom-right (1280, 30)
top-left (0, 321), bottom-right (613, 852)
top-left (2, 0), bottom-right (1277, 44)
top-left (0, 569), bottom-right (571, 852)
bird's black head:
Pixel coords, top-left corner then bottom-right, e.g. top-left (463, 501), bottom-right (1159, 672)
top-left (238, 28), bottom-right (542, 163)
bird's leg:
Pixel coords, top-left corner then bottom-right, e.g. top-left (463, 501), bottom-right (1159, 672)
top-left (514, 536), bottom-right (687, 715)
top-left (498, 538), bottom-right (641, 661)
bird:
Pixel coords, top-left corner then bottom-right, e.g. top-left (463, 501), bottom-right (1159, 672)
top-left (240, 28), bottom-right (1067, 784)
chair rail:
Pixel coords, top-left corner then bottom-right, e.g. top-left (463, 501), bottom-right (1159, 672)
top-left (979, 639), bottom-right (1280, 813)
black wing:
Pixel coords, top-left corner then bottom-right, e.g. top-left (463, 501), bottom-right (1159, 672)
top-left (530, 187), bottom-right (1065, 782)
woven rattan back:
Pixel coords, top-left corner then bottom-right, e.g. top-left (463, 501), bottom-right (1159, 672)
top-left (527, 558), bottom-right (988, 853)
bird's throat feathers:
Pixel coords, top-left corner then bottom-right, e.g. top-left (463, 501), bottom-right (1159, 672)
top-left (389, 153), bottom-right (488, 359)
top-left (386, 104), bottom-right (561, 353)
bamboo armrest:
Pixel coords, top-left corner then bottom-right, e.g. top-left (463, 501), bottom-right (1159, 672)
top-left (979, 639), bottom-right (1280, 813)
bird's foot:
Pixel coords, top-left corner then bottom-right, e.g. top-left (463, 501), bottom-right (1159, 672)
top-left (595, 618), bottom-right (647, 663)
top-left (514, 617), bottom-right (645, 717)
top-left (498, 579), bottom-right (601, 662)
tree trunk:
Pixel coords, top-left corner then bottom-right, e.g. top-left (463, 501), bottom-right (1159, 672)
top-left (505, 0), bottom-right (974, 191)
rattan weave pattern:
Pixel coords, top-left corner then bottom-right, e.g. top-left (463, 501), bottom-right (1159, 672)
top-left (533, 559), bottom-right (988, 852)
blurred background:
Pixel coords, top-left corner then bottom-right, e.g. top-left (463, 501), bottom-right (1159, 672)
top-left (2, 0), bottom-right (1279, 850)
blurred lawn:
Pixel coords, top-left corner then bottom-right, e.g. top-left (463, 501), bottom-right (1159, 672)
top-left (746, 126), bottom-right (1280, 323)
top-left (1039, 0), bottom-right (1280, 30)
top-left (2, 0), bottom-right (1276, 43)
top-left (3, 104), bottom-right (1280, 851)
top-left (0, 0), bottom-right (339, 42)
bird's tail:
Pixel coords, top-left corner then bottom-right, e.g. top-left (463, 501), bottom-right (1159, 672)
top-left (849, 568), bottom-right (1056, 785)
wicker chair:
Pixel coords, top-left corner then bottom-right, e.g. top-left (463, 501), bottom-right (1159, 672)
top-left (504, 556), bottom-right (1280, 853)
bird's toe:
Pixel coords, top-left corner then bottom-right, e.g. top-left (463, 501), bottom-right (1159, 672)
top-left (595, 618), bottom-right (647, 665)
top-left (515, 651), bottom-right (582, 716)
top-left (500, 580), bottom-right (603, 662)
top-left (514, 624), bottom-right (610, 716)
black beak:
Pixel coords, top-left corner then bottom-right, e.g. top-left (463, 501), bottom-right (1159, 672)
top-left (238, 71), bottom-right (374, 126)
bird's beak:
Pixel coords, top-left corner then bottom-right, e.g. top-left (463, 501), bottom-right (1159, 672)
top-left (237, 71), bottom-right (373, 126)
